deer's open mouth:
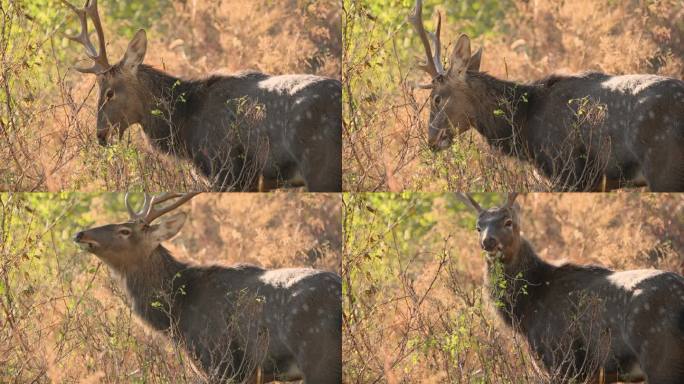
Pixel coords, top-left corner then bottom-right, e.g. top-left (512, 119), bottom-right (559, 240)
top-left (74, 233), bottom-right (100, 252)
top-left (484, 245), bottom-right (504, 259)
top-left (75, 240), bottom-right (99, 252)
top-left (97, 122), bottom-right (121, 147)
top-left (484, 250), bottom-right (505, 263)
top-left (428, 129), bottom-right (454, 152)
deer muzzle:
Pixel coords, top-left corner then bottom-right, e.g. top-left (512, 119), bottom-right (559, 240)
top-left (97, 128), bottom-right (109, 146)
top-left (428, 128), bottom-right (454, 152)
top-left (96, 118), bottom-right (119, 146)
top-left (73, 231), bottom-right (100, 252)
top-left (481, 236), bottom-right (500, 253)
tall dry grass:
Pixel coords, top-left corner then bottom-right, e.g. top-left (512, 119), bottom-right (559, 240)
top-left (342, 0), bottom-right (684, 192)
top-left (1, 0), bottom-right (341, 191)
top-left (0, 192), bottom-right (341, 383)
top-left (343, 193), bottom-right (684, 382)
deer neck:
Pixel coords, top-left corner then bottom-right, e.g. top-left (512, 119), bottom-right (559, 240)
top-left (119, 245), bottom-right (189, 331)
top-left (486, 238), bottom-right (554, 327)
top-left (467, 73), bottom-right (536, 161)
top-left (136, 65), bottom-right (192, 156)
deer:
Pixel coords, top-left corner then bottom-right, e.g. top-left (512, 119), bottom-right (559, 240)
top-left (458, 192), bottom-right (684, 383)
top-left (73, 193), bottom-right (342, 383)
top-left (62, 0), bottom-right (342, 192)
top-left (410, 0), bottom-right (684, 192)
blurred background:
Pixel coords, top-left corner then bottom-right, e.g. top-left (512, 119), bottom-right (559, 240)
top-left (343, 0), bottom-right (684, 191)
top-left (343, 192), bottom-right (684, 382)
top-left (0, 192), bottom-right (341, 382)
top-left (1, 0), bottom-right (341, 191)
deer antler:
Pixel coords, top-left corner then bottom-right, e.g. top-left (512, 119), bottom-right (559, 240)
top-left (125, 193), bottom-right (199, 225)
top-left (409, 0), bottom-right (445, 81)
top-left (62, 0), bottom-right (111, 74)
top-left (504, 193), bottom-right (519, 208)
top-left (457, 193), bottom-right (483, 213)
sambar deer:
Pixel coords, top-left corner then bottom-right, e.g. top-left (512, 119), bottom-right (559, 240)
top-left (62, 0), bottom-right (342, 192)
top-left (458, 193), bottom-right (684, 383)
top-left (411, 0), bottom-right (684, 191)
top-left (73, 193), bottom-right (342, 383)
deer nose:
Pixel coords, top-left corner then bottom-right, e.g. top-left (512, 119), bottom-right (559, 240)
top-left (428, 129), bottom-right (452, 152)
top-left (97, 130), bottom-right (108, 146)
top-left (73, 231), bottom-right (84, 242)
top-left (482, 237), bottom-right (498, 252)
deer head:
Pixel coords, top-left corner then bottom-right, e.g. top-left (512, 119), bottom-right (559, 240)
top-left (62, 0), bottom-right (149, 146)
top-left (458, 193), bottom-right (522, 264)
top-left (410, 0), bottom-right (483, 151)
top-left (73, 193), bottom-right (198, 270)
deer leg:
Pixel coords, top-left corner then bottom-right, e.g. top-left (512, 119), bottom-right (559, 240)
top-left (258, 175), bottom-right (279, 192)
top-left (241, 367), bottom-right (263, 384)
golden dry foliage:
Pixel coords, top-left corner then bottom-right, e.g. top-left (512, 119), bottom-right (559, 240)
top-left (343, 0), bottom-right (684, 191)
top-left (1, 0), bottom-right (341, 191)
top-left (343, 193), bottom-right (684, 382)
top-left (0, 192), bottom-right (341, 383)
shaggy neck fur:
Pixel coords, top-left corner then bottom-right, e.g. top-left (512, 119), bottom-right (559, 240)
top-left (466, 72), bottom-right (540, 160)
top-left (485, 238), bottom-right (554, 328)
top-left (131, 64), bottom-right (204, 156)
top-left (119, 245), bottom-right (189, 331)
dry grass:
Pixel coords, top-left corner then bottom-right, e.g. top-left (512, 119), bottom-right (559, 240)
top-left (0, 192), bottom-right (341, 383)
top-left (1, 0), bottom-right (341, 191)
top-left (343, 193), bottom-right (684, 382)
top-left (342, 0), bottom-right (684, 191)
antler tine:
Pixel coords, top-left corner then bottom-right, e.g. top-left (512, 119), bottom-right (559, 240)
top-left (409, 0), bottom-right (441, 79)
top-left (142, 193), bottom-right (200, 224)
top-left (84, 0), bottom-right (109, 67)
top-left (504, 193), bottom-right (519, 208)
top-left (428, 13), bottom-right (445, 75)
top-left (456, 193), bottom-right (483, 213)
top-left (62, 0), bottom-right (110, 73)
top-left (125, 192), bottom-right (151, 221)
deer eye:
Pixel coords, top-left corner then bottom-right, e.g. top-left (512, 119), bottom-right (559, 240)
top-left (434, 95), bottom-right (442, 106)
top-left (504, 219), bottom-right (513, 227)
top-left (476, 226), bottom-right (481, 232)
top-left (118, 228), bottom-right (132, 236)
top-left (105, 88), bottom-right (114, 100)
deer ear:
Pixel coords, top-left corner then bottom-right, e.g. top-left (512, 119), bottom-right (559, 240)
top-left (448, 34), bottom-right (472, 76)
top-left (467, 47), bottom-right (482, 72)
top-left (149, 212), bottom-right (187, 243)
top-left (121, 29), bottom-right (147, 73)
